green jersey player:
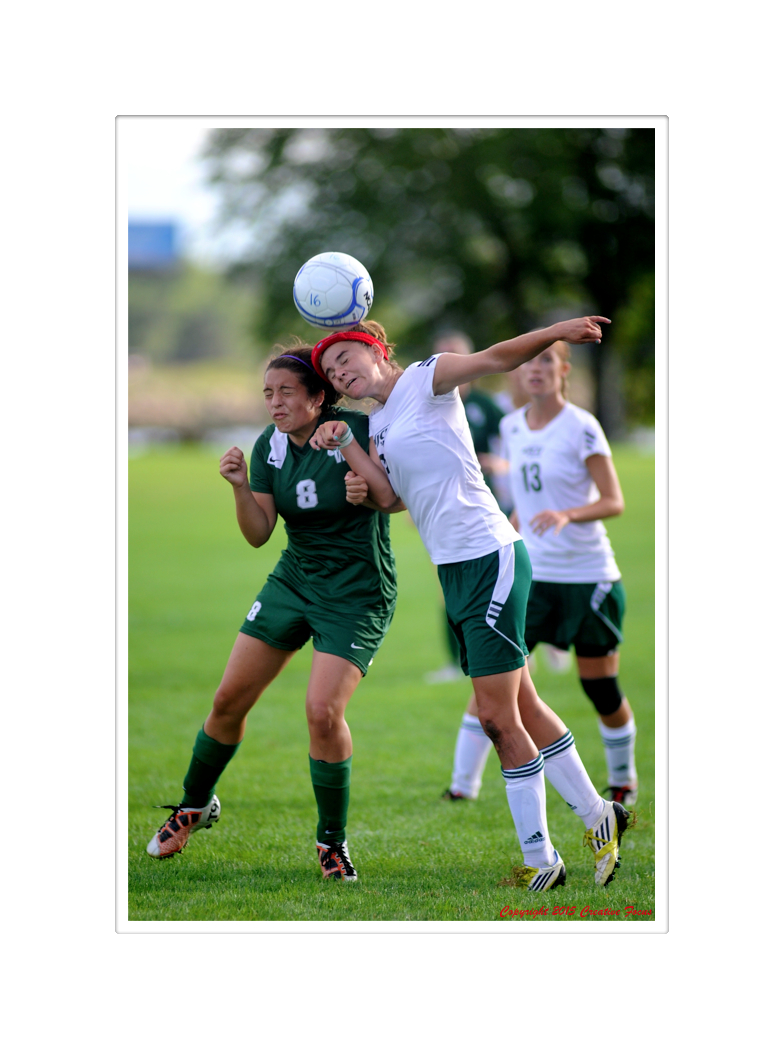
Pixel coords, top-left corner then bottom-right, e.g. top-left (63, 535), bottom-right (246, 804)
top-left (146, 346), bottom-right (396, 881)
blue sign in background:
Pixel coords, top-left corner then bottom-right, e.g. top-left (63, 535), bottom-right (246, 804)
top-left (128, 222), bottom-right (178, 269)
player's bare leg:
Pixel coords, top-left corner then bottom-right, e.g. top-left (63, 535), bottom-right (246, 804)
top-left (473, 669), bottom-right (561, 884)
top-left (515, 662), bottom-right (569, 750)
top-left (451, 655), bottom-right (578, 800)
top-left (305, 651), bottom-right (361, 762)
top-left (205, 634), bottom-right (295, 744)
top-left (472, 668), bottom-right (535, 769)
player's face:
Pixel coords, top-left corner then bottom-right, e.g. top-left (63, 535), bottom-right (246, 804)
top-left (520, 348), bottom-right (569, 397)
top-left (321, 342), bottom-right (377, 399)
top-left (264, 368), bottom-right (323, 433)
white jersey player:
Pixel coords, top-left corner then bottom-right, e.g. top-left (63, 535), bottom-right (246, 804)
top-left (446, 341), bottom-right (639, 810)
top-left (367, 354), bottom-right (518, 565)
top-left (502, 398), bottom-right (621, 584)
top-left (309, 317), bottom-right (632, 890)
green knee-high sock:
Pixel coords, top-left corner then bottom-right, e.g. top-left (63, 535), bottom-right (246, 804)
top-left (309, 755), bottom-right (352, 845)
top-left (181, 727), bottom-right (241, 808)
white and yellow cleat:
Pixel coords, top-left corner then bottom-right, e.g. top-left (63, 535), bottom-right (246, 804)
top-left (146, 796), bottom-right (221, 859)
top-left (503, 851), bottom-right (567, 891)
top-left (584, 800), bottom-right (632, 886)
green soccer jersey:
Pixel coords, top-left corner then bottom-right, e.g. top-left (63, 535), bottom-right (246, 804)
top-left (462, 387), bottom-right (506, 501)
top-left (462, 388), bottom-right (505, 454)
top-left (249, 408), bottom-right (396, 611)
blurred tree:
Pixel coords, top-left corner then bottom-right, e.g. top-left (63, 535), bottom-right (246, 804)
top-left (128, 263), bottom-right (258, 364)
top-left (202, 127), bottom-right (654, 429)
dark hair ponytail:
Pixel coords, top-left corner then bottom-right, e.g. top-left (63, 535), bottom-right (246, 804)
top-left (266, 343), bottom-right (341, 414)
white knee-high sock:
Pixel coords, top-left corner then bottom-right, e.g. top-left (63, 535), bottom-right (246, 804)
top-left (599, 717), bottom-right (638, 788)
top-left (502, 754), bottom-right (556, 868)
top-left (451, 714), bottom-right (493, 798)
top-left (541, 730), bottom-right (604, 828)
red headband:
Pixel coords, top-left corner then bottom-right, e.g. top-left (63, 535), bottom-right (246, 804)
top-left (311, 331), bottom-right (388, 382)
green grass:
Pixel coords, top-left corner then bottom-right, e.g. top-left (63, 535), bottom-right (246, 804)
top-left (128, 445), bottom-right (655, 922)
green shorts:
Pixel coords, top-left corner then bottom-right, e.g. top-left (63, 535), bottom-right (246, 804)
top-left (238, 573), bottom-right (393, 676)
top-left (525, 580), bottom-right (626, 656)
top-left (437, 541), bottom-right (530, 679)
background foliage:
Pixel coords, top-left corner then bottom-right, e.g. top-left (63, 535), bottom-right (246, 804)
top-left (201, 127), bottom-right (655, 429)
top-left (128, 263), bottom-right (258, 365)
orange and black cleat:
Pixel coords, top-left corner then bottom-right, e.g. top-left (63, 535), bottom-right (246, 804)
top-left (316, 840), bottom-right (358, 881)
top-left (146, 796), bottom-right (221, 858)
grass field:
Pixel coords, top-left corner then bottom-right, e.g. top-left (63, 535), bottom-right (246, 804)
top-left (128, 444), bottom-right (655, 923)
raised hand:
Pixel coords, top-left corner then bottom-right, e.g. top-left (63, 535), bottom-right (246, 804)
top-left (219, 446), bottom-right (249, 488)
top-left (554, 316), bottom-right (611, 344)
top-left (310, 420), bottom-right (348, 450)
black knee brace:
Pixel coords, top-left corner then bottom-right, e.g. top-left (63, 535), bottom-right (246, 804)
top-left (579, 676), bottom-right (624, 716)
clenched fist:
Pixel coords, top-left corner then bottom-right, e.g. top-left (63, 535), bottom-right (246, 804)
top-left (219, 446), bottom-right (248, 488)
top-left (345, 470), bottom-right (368, 505)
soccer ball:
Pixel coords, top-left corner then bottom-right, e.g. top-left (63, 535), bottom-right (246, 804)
top-left (293, 252), bottom-right (374, 331)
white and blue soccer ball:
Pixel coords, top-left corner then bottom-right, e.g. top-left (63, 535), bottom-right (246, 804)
top-left (293, 252), bottom-right (374, 331)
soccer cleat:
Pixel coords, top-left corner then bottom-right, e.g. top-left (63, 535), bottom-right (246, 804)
top-left (605, 784), bottom-right (639, 808)
top-left (146, 795), bottom-right (221, 859)
top-left (317, 841), bottom-right (358, 881)
top-left (502, 851), bottom-right (567, 891)
top-left (441, 788), bottom-right (471, 801)
top-left (584, 800), bottom-right (632, 886)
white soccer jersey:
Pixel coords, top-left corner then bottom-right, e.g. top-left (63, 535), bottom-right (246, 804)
top-left (499, 402), bottom-right (621, 583)
top-left (369, 356), bottom-right (520, 565)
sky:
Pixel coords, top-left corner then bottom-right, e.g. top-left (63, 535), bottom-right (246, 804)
top-left (124, 118), bottom-right (247, 266)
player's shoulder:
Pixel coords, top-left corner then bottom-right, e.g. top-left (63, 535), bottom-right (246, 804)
top-left (410, 354), bottom-right (438, 371)
top-left (403, 354), bottom-right (459, 402)
top-left (563, 402), bottom-right (602, 431)
top-left (561, 403), bottom-right (612, 457)
top-left (378, 359), bottom-right (435, 402)
top-left (406, 355), bottom-right (447, 386)
top-left (252, 424), bottom-right (277, 453)
top-left (564, 401), bottom-right (597, 422)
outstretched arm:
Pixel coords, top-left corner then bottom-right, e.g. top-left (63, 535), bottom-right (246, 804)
top-left (310, 421), bottom-right (400, 511)
top-left (432, 316), bottom-right (610, 395)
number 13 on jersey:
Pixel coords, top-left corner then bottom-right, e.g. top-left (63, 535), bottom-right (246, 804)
top-left (521, 463), bottom-right (541, 492)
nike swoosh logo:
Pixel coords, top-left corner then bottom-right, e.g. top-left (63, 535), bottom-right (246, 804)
top-left (350, 643), bottom-right (365, 649)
